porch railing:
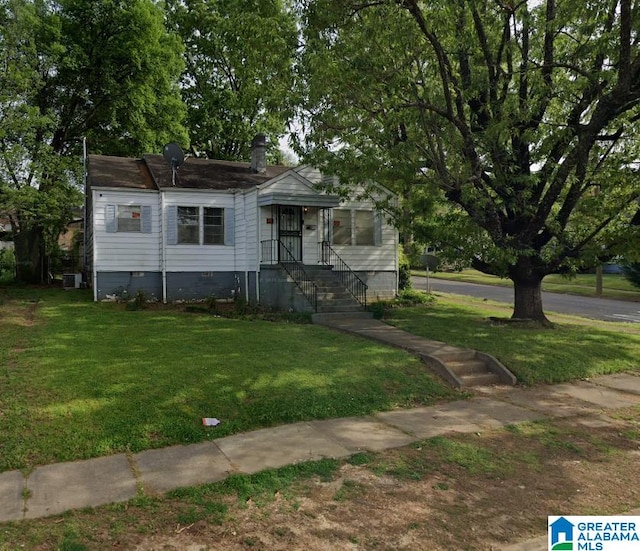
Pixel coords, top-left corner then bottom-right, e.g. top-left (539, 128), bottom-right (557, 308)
top-left (260, 239), bottom-right (318, 312)
top-left (320, 241), bottom-right (368, 308)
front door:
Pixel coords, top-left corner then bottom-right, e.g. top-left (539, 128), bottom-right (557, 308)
top-left (278, 206), bottom-right (302, 262)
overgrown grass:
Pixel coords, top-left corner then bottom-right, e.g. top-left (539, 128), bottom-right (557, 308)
top-left (0, 287), bottom-right (456, 472)
top-left (412, 269), bottom-right (640, 301)
top-left (385, 293), bottom-right (640, 385)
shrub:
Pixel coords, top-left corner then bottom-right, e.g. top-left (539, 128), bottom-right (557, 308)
top-left (369, 289), bottom-right (434, 319)
top-left (0, 248), bottom-right (16, 282)
top-left (403, 241), bottom-right (425, 269)
top-left (398, 246), bottom-right (412, 290)
top-left (127, 290), bottom-right (148, 310)
top-left (396, 288), bottom-right (434, 305)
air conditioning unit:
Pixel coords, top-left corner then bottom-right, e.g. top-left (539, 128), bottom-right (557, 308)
top-left (63, 273), bottom-right (82, 289)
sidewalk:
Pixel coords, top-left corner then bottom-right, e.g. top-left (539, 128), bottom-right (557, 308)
top-left (1, 322), bottom-right (640, 551)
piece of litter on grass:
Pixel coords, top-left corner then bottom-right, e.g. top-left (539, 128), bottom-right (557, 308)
top-left (202, 417), bottom-right (220, 426)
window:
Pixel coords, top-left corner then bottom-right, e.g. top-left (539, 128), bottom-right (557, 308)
top-left (204, 207), bottom-right (224, 245)
top-left (117, 205), bottom-right (141, 232)
top-left (177, 206), bottom-right (199, 244)
top-left (332, 209), bottom-right (378, 246)
top-left (106, 204), bottom-right (150, 233)
top-left (354, 210), bottom-right (374, 245)
top-left (332, 209), bottom-right (352, 245)
top-left (167, 206), bottom-right (234, 246)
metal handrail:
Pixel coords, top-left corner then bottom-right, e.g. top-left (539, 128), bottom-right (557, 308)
top-left (319, 241), bottom-right (367, 308)
top-left (260, 239), bottom-right (318, 311)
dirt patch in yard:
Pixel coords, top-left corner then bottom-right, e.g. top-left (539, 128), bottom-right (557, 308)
top-left (132, 415), bottom-right (640, 551)
top-left (140, 426), bottom-right (640, 551)
top-left (5, 408), bottom-right (639, 551)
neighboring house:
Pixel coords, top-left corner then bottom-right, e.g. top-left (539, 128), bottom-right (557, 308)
top-left (0, 217), bottom-right (14, 251)
top-left (85, 136), bottom-right (399, 312)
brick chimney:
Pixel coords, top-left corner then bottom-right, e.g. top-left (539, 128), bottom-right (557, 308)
top-left (251, 134), bottom-right (267, 174)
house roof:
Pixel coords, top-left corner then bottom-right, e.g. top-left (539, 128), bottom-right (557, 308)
top-left (88, 155), bottom-right (156, 190)
top-left (88, 153), bottom-right (291, 192)
top-left (257, 171), bottom-right (341, 208)
top-left (144, 155), bottom-right (290, 190)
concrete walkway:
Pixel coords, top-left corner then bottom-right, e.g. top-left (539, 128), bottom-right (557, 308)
top-left (313, 314), bottom-right (517, 387)
top-left (1, 320), bottom-right (640, 550)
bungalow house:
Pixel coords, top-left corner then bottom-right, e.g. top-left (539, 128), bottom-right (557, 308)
top-left (85, 136), bottom-right (399, 312)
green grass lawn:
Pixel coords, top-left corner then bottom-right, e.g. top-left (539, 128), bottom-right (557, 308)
top-left (3, 285), bottom-right (639, 475)
top-left (385, 293), bottom-right (640, 386)
top-left (412, 269), bottom-right (640, 301)
top-left (0, 287), bottom-right (456, 472)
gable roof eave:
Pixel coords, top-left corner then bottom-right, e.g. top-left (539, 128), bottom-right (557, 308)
top-left (257, 169), bottom-right (341, 208)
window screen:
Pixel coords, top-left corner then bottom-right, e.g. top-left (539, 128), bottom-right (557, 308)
top-left (117, 205), bottom-right (141, 232)
top-left (177, 206), bottom-right (199, 244)
top-left (204, 207), bottom-right (224, 245)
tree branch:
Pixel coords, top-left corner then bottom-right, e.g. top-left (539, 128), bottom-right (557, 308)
top-left (399, 0), bottom-right (457, 119)
top-left (619, 0), bottom-right (631, 89)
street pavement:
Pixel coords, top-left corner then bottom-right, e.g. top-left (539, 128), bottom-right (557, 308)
top-left (414, 276), bottom-right (640, 323)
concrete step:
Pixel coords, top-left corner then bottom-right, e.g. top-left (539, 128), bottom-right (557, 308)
top-left (317, 299), bottom-right (361, 308)
top-left (317, 305), bottom-right (366, 314)
top-left (315, 285), bottom-right (348, 292)
top-left (317, 293), bottom-right (355, 301)
top-left (459, 372), bottom-right (501, 388)
top-left (433, 349), bottom-right (478, 363)
top-left (317, 297), bottom-right (360, 306)
top-left (311, 272), bottom-right (341, 277)
top-left (311, 277), bottom-right (343, 286)
top-left (446, 360), bottom-right (488, 376)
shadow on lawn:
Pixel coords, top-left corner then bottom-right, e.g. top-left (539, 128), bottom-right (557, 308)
top-left (1, 289), bottom-right (458, 471)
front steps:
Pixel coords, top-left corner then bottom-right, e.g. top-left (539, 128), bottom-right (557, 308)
top-left (313, 315), bottom-right (517, 390)
top-left (298, 265), bottom-right (366, 314)
top-left (427, 348), bottom-right (515, 389)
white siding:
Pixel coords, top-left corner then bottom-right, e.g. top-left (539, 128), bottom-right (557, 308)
top-left (302, 207), bottom-right (321, 264)
top-left (259, 205), bottom-right (278, 261)
top-left (242, 189), bottom-right (259, 270)
top-left (261, 174), bottom-right (302, 195)
top-left (234, 189), bottom-right (259, 271)
top-left (162, 190), bottom-right (237, 272)
top-left (294, 166), bottom-right (323, 184)
top-left (92, 189), bottom-right (161, 271)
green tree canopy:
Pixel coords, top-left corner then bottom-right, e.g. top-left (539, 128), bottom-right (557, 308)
top-left (166, 0), bottom-right (298, 162)
top-left (296, 0), bottom-right (640, 323)
top-left (0, 0), bottom-right (187, 283)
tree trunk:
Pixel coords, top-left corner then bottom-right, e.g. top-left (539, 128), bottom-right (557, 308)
top-left (13, 227), bottom-right (44, 284)
top-left (512, 276), bottom-right (550, 324)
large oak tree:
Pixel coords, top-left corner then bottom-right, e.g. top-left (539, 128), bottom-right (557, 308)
top-left (296, 0), bottom-right (640, 323)
top-left (166, 0), bottom-right (297, 162)
top-left (0, 0), bottom-right (187, 283)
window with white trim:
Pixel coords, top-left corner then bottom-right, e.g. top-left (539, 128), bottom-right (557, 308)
top-left (203, 207), bottom-right (224, 245)
top-left (117, 205), bottom-right (141, 232)
top-left (105, 204), bottom-right (151, 233)
top-left (354, 210), bottom-right (374, 245)
top-left (177, 206), bottom-right (199, 244)
top-left (167, 206), bottom-right (234, 246)
top-left (332, 209), bottom-right (378, 246)
top-left (332, 209), bottom-right (352, 244)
